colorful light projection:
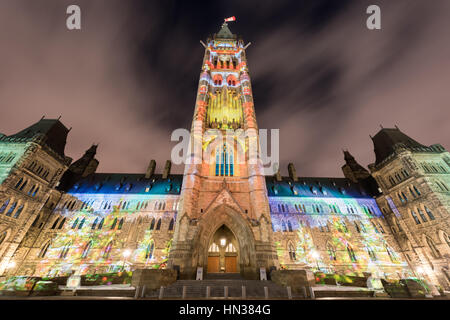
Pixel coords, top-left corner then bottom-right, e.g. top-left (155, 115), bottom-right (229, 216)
top-left (270, 196), bottom-right (411, 278)
top-left (0, 142), bottom-right (27, 185)
top-left (34, 193), bottom-right (175, 277)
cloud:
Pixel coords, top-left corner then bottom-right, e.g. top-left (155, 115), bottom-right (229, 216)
top-left (0, 0), bottom-right (449, 178)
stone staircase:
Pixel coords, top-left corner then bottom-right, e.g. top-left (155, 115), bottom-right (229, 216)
top-left (144, 279), bottom-right (293, 299)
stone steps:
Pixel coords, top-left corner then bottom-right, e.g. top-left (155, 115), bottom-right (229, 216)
top-left (145, 279), bottom-right (291, 298)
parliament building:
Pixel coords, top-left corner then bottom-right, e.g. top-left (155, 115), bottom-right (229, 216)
top-left (0, 23), bottom-right (449, 292)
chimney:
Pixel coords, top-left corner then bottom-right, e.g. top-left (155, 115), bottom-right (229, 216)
top-left (145, 159), bottom-right (156, 179)
top-left (162, 160), bottom-right (171, 179)
top-left (288, 163), bottom-right (298, 182)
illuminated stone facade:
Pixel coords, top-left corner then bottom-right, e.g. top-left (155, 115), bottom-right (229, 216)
top-left (0, 24), bottom-right (448, 290)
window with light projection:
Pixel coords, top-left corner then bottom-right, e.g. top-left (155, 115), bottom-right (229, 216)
top-left (215, 144), bottom-right (234, 177)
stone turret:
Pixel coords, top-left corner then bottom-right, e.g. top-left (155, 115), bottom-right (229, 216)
top-left (341, 150), bottom-right (370, 183)
top-left (162, 160), bottom-right (171, 179)
top-left (288, 163), bottom-right (298, 182)
top-left (145, 159), bottom-right (156, 179)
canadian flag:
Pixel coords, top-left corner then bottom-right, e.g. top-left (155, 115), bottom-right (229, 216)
top-left (224, 16), bottom-right (236, 22)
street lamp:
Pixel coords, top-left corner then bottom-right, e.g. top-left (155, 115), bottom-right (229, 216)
top-left (122, 249), bottom-right (131, 271)
top-left (311, 250), bottom-right (320, 271)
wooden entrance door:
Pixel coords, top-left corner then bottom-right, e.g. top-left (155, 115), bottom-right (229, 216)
top-left (207, 256), bottom-right (220, 273)
top-left (225, 256), bottom-right (237, 273)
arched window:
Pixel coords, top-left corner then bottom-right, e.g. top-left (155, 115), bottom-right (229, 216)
top-left (5, 202), bottom-right (17, 217)
top-left (417, 208), bottom-right (428, 223)
top-left (156, 218), bottom-right (162, 230)
top-left (367, 246), bottom-right (377, 262)
top-left (168, 218), bottom-right (174, 231)
top-left (111, 218), bottom-right (118, 230)
top-left (385, 245), bottom-right (398, 263)
top-left (81, 241), bottom-right (92, 259)
top-left (13, 204), bottom-right (23, 218)
top-left (91, 217), bottom-right (99, 230)
top-left (18, 180), bottom-right (27, 191)
top-left (209, 243), bottom-right (219, 253)
top-left (410, 210), bottom-right (421, 224)
top-left (145, 242), bottom-right (155, 259)
top-left (288, 243), bottom-right (296, 261)
top-left (327, 244), bottom-right (337, 261)
top-left (413, 186), bottom-right (421, 196)
top-left (28, 185), bottom-right (36, 196)
top-left (60, 242), bottom-right (71, 259)
top-left (71, 218), bottom-right (79, 229)
top-left (14, 177), bottom-right (23, 189)
top-left (287, 220), bottom-right (293, 232)
top-left (118, 218), bottom-right (124, 230)
top-left (424, 206), bottom-right (436, 220)
top-left (215, 144), bottom-right (234, 177)
top-left (58, 218), bottom-right (66, 229)
top-left (103, 241), bottom-right (113, 259)
top-left (226, 243), bottom-right (237, 253)
top-left (97, 218), bottom-right (104, 230)
top-left (0, 199), bottom-right (10, 213)
top-left (426, 237), bottom-right (441, 259)
top-left (281, 221), bottom-right (287, 232)
top-left (371, 221), bottom-right (379, 233)
top-left (78, 218), bottom-right (85, 229)
top-left (38, 241), bottom-right (51, 258)
top-left (149, 218), bottom-right (155, 230)
top-left (354, 222), bottom-right (361, 233)
top-left (347, 245), bottom-right (357, 262)
top-left (51, 218), bottom-right (59, 229)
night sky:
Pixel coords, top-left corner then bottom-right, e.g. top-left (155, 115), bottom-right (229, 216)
top-left (1, 0), bottom-right (449, 177)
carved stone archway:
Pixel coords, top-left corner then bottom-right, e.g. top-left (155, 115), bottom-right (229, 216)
top-left (192, 204), bottom-right (257, 278)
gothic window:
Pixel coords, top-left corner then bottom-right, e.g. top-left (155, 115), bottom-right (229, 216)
top-left (60, 242), bottom-right (71, 259)
top-left (103, 241), bottom-right (113, 259)
top-left (149, 218), bottom-right (155, 230)
top-left (410, 210), bottom-right (421, 224)
top-left (367, 246), bottom-right (377, 262)
top-left (31, 215), bottom-right (40, 227)
top-left (5, 202), bottom-right (17, 216)
top-left (118, 218), bottom-right (124, 230)
top-left (209, 243), bottom-right (219, 253)
top-left (0, 199), bottom-right (10, 214)
top-left (14, 177), bottom-right (23, 189)
top-left (92, 218), bottom-right (99, 230)
top-left (32, 186), bottom-right (39, 197)
top-left (281, 221), bottom-right (287, 232)
top-left (417, 208), bottom-right (428, 223)
top-left (288, 243), bottom-right (296, 261)
top-left (378, 222), bottom-right (385, 233)
top-left (111, 218), bottom-right (117, 230)
top-left (78, 218), bottom-right (85, 229)
top-left (347, 245), bottom-right (357, 262)
top-left (354, 222), bottom-right (361, 233)
top-left (371, 221), bottom-right (379, 233)
top-left (145, 242), bottom-right (155, 259)
top-left (18, 180), bottom-right (27, 191)
top-left (72, 218), bottom-right (78, 229)
top-left (96, 218), bottom-right (104, 230)
top-left (327, 244), bottom-right (337, 261)
top-left (409, 187), bottom-right (417, 198)
top-left (385, 245), bottom-right (397, 263)
top-left (287, 220), bottom-right (293, 232)
top-left (28, 185), bottom-right (35, 196)
top-left (341, 220), bottom-right (348, 233)
top-left (215, 144), bottom-right (234, 177)
top-left (426, 237), bottom-right (441, 259)
top-left (51, 218), bottom-right (59, 229)
top-left (81, 241), bottom-right (92, 259)
top-left (168, 218), bottom-right (174, 231)
top-left (38, 242), bottom-right (51, 258)
top-left (156, 218), bottom-right (161, 230)
top-left (226, 243), bottom-right (237, 253)
top-left (58, 218), bottom-right (66, 229)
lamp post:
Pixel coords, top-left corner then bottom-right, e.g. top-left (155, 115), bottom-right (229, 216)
top-left (311, 250), bottom-right (320, 272)
top-left (122, 249), bottom-right (131, 272)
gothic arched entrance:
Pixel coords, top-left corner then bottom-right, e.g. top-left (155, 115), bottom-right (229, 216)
top-left (207, 225), bottom-right (238, 273)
